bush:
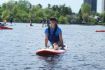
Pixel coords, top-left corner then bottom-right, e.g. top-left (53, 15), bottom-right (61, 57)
top-left (88, 17), bottom-right (97, 25)
top-left (66, 15), bottom-right (71, 23)
top-left (1, 10), bottom-right (10, 20)
top-left (82, 13), bottom-right (89, 23)
top-left (102, 12), bottom-right (105, 23)
top-left (58, 16), bottom-right (68, 24)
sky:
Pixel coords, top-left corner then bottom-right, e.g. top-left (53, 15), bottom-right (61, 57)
top-left (0, 0), bottom-right (102, 13)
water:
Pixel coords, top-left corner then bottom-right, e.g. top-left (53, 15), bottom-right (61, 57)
top-left (0, 23), bottom-right (105, 70)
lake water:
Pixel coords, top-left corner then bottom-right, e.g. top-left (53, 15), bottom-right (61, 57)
top-left (0, 23), bottom-right (105, 70)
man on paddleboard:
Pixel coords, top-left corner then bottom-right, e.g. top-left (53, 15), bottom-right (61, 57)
top-left (45, 17), bottom-right (65, 50)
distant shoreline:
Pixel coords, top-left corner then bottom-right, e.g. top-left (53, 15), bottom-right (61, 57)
top-left (1, 22), bottom-right (105, 26)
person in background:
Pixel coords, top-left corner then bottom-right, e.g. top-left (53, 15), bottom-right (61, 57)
top-left (30, 19), bottom-right (33, 26)
top-left (41, 18), bottom-right (47, 27)
top-left (46, 19), bottom-right (50, 27)
top-left (10, 16), bottom-right (13, 24)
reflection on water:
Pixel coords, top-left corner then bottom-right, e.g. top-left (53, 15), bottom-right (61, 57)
top-left (37, 55), bottom-right (63, 70)
top-left (0, 23), bottom-right (105, 70)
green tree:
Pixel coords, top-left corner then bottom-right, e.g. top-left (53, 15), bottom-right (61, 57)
top-left (78, 9), bottom-right (83, 23)
top-left (48, 4), bottom-right (51, 9)
top-left (58, 16), bottom-right (68, 24)
top-left (81, 3), bottom-right (91, 14)
top-left (82, 13), bottom-right (89, 23)
top-left (81, 3), bottom-right (91, 23)
top-left (0, 0), bottom-right (72, 23)
top-left (44, 8), bottom-right (55, 18)
top-left (1, 10), bottom-right (10, 20)
top-left (101, 12), bottom-right (105, 23)
top-left (0, 6), bottom-right (2, 21)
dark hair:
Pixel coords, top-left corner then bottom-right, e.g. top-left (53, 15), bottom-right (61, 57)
top-left (48, 22), bottom-right (58, 39)
top-left (50, 17), bottom-right (57, 22)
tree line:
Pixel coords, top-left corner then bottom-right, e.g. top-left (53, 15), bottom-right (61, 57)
top-left (0, 0), bottom-right (105, 25)
top-left (78, 3), bottom-right (105, 25)
top-left (0, 0), bottom-right (72, 24)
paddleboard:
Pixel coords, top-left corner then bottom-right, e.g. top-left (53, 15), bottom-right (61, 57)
top-left (96, 30), bottom-right (105, 32)
top-left (0, 26), bottom-right (13, 30)
top-left (36, 46), bottom-right (67, 56)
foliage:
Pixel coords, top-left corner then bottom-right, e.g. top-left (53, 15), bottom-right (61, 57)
top-left (0, 0), bottom-right (72, 24)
